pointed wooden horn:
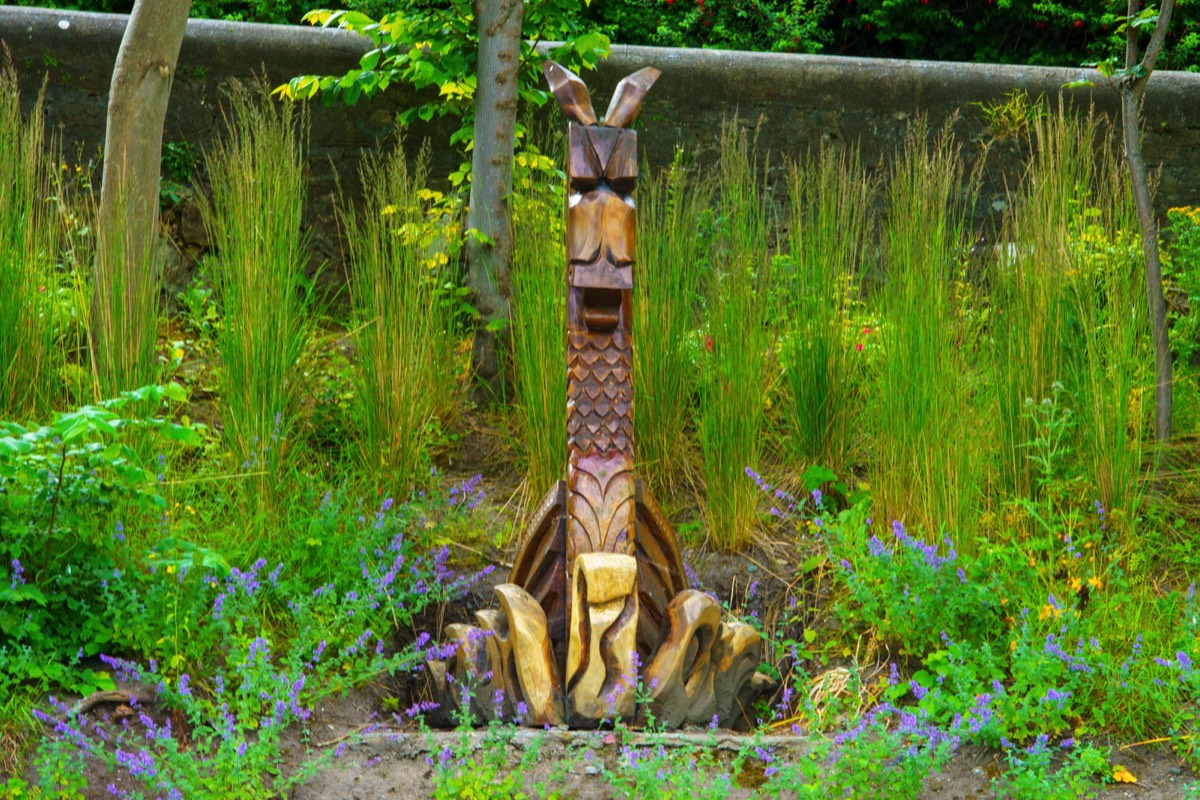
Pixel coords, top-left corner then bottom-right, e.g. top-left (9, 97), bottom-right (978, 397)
top-left (543, 60), bottom-right (598, 125)
top-left (603, 66), bottom-right (660, 129)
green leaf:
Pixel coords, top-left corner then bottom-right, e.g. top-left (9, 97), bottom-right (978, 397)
top-left (164, 382), bottom-right (188, 403)
top-left (360, 48), bottom-right (382, 71)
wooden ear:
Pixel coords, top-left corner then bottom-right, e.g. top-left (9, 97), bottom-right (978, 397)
top-left (543, 61), bottom-right (598, 126)
top-left (602, 66), bottom-right (660, 129)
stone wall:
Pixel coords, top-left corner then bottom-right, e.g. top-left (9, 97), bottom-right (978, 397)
top-left (2, 7), bottom-right (1199, 287)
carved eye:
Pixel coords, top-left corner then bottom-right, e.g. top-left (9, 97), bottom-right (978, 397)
top-left (570, 177), bottom-right (600, 194)
top-left (608, 176), bottom-right (637, 196)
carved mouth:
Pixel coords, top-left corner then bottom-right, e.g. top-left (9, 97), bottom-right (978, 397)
top-left (581, 287), bottom-right (622, 331)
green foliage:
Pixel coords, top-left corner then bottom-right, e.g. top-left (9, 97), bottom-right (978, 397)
top-left (833, 517), bottom-right (1005, 657)
top-left (1166, 205), bottom-right (1200, 406)
top-left (973, 89), bottom-right (1046, 141)
top-left (199, 82), bottom-right (312, 520)
top-left (509, 144), bottom-right (567, 503)
top-left (340, 141), bottom-right (460, 493)
top-left (276, 1), bottom-right (609, 172)
top-left (992, 740), bottom-right (1109, 799)
top-left (18, 0), bottom-right (1200, 69)
top-left (777, 144), bottom-right (873, 472)
top-left (430, 721), bottom-right (536, 800)
top-left (873, 120), bottom-right (983, 545)
top-left (0, 385), bottom-right (200, 700)
top-left (158, 140), bottom-right (196, 209)
top-left (0, 65), bottom-right (65, 422)
top-left (698, 122), bottom-right (773, 551)
top-left (633, 150), bottom-right (708, 497)
top-left (1062, 153), bottom-right (1148, 535)
top-left (589, 0), bottom-right (831, 54)
top-left (16, 472), bottom-right (490, 795)
top-left (832, 0), bottom-right (1198, 70)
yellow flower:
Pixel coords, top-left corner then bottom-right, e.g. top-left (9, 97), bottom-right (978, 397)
top-left (1068, 576), bottom-right (1081, 592)
top-left (1088, 576), bottom-right (1103, 591)
top-left (166, 565), bottom-right (176, 575)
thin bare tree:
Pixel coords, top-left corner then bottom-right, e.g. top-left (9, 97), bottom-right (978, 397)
top-left (1117, 0), bottom-right (1176, 442)
top-left (92, 0), bottom-right (191, 394)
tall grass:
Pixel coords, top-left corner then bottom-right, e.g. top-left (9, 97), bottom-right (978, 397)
top-left (873, 121), bottom-right (983, 544)
top-left (699, 122), bottom-right (773, 552)
top-left (991, 107), bottom-right (1095, 504)
top-left (201, 85), bottom-right (310, 519)
top-left (0, 67), bottom-right (63, 419)
top-left (992, 108), bottom-right (1149, 538)
top-left (1063, 137), bottom-right (1149, 536)
top-left (634, 156), bottom-right (709, 498)
top-left (779, 144), bottom-right (875, 472)
top-left (88, 184), bottom-right (160, 400)
top-left (509, 156), bottom-right (566, 500)
top-left (340, 144), bottom-right (458, 494)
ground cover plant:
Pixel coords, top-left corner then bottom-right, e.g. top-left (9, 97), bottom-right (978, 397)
top-left (3, 58), bottom-right (1200, 798)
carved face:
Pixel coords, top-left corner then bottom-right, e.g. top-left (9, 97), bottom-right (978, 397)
top-left (543, 60), bottom-right (660, 334)
top-left (567, 124), bottom-right (638, 331)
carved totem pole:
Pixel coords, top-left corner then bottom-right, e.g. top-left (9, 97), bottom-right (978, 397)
top-left (429, 62), bottom-right (772, 729)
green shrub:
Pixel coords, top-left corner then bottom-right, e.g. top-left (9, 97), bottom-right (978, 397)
top-left (872, 120), bottom-right (983, 546)
top-left (509, 145), bottom-right (567, 503)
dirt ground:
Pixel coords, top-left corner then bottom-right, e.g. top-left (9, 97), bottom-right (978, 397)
top-left (43, 683), bottom-right (1195, 799)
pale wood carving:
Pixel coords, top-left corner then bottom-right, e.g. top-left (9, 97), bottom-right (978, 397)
top-left (565, 552), bottom-right (639, 723)
top-left (430, 61), bottom-right (773, 729)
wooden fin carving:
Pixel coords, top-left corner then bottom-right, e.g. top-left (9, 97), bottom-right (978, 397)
top-left (565, 552), bottom-right (639, 724)
top-left (602, 66), bottom-right (661, 129)
top-left (543, 61), bottom-right (597, 126)
top-left (641, 590), bottom-right (721, 727)
top-left (494, 583), bottom-right (564, 726)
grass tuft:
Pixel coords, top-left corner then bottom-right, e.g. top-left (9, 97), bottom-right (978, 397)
top-left (634, 152), bottom-right (709, 498)
top-left (0, 65), bottom-right (65, 419)
top-left (200, 83), bottom-right (311, 525)
top-left (341, 142), bottom-right (459, 495)
top-left (778, 143), bottom-right (875, 473)
top-left (698, 121), bottom-right (774, 552)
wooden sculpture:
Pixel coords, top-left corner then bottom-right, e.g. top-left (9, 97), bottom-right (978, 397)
top-left (429, 61), bottom-right (773, 729)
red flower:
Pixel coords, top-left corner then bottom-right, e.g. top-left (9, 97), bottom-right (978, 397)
top-left (705, 335), bottom-right (713, 352)
top-left (1074, 19), bottom-right (1083, 28)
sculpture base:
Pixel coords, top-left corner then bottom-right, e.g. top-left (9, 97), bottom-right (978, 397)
top-left (428, 582), bottom-right (774, 729)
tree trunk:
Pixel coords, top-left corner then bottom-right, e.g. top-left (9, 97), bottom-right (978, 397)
top-left (468, 0), bottom-right (523, 401)
top-left (1121, 89), bottom-right (1173, 443)
top-left (92, 0), bottom-right (191, 394)
top-left (1121, 0), bottom-right (1175, 443)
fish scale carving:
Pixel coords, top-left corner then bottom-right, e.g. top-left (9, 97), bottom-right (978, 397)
top-left (567, 331), bottom-right (633, 456)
